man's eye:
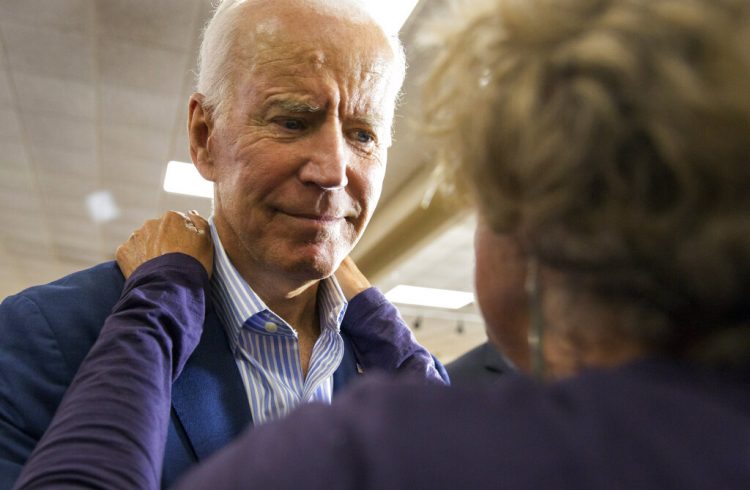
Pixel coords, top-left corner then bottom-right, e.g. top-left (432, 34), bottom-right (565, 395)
top-left (354, 130), bottom-right (375, 144)
top-left (280, 119), bottom-right (305, 131)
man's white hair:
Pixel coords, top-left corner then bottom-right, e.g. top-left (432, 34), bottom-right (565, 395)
top-left (197, 0), bottom-right (406, 116)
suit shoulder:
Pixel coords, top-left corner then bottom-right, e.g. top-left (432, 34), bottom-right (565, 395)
top-left (0, 262), bottom-right (125, 486)
top-left (0, 262), bottom-right (125, 365)
top-left (447, 344), bottom-right (487, 373)
top-left (447, 343), bottom-right (512, 386)
top-left (9, 261), bottom-right (124, 305)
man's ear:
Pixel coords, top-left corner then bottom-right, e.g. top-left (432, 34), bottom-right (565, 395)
top-left (188, 93), bottom-right (216, 182)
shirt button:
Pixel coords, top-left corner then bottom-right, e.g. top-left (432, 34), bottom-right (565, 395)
top-left (264, 321), bottom-right (278, 333)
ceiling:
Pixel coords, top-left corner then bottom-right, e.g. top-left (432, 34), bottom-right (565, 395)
top-left (0, 0), bottom-right (486, 362)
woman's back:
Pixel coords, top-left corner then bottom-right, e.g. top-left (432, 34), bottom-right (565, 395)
top-left (181, 359), bottom-right (750, 489)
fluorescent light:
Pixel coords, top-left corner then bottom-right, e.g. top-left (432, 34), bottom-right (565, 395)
top-left (86, 190), bottom-right (120, 224)
top-left (366, 0), bottom-right (420, 34)
top-left (163, 161), bottom-right (213, 198)
top-left (385, 285), bottom-right (474, 310)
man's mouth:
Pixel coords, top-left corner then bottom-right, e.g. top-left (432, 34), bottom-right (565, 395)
top-left (278, 210), bottom-right (349, 222)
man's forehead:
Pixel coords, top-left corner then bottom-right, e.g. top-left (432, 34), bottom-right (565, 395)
top-left (231, 0), bottom-right (397, 67)
top-left (249, 45), bottom-right (395, 82)
top-left (224, 0), bottom-right (403, 127)
top-left (243, 41), bottom-right (400, 110)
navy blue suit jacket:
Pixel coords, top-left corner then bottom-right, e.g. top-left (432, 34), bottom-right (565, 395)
top-left (0, 261), bottom-right (360, 489)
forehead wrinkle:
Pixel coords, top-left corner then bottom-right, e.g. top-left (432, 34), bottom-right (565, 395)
top-left (251, 42), bottom-right (323, 67)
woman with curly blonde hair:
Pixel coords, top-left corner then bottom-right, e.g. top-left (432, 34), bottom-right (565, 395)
top-left (13, 0), bottom-right (750, 488)
top-left (426, 0), bottom-right (750, 379)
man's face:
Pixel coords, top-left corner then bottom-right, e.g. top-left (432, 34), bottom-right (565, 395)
top-left (203, 11), bottom-right (401, 283)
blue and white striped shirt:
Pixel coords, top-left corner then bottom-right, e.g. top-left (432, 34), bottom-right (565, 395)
top-left (209, 222), bottom-right (347, 425)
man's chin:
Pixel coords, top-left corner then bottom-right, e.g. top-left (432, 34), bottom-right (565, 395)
top-left (281, 250), bottom-right (341, 282)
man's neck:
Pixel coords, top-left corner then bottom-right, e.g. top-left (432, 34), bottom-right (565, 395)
top-left (212, 217), bottom-right (322, 337)
top-left (247, 272), bottom-right (323, 379)
top-left (263, 281), bottom-right (320, 335)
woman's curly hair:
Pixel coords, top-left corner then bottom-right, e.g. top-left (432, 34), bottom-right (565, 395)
top-left (424, 0), bottom-right (750, 363)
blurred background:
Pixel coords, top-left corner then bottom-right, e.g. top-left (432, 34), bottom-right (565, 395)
top-left (0, 0), bottom-right (485, 362)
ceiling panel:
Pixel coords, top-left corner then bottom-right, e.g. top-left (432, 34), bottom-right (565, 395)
top-left (13, 72), bottom-right (96, 120)
top-left (100, 85), bottom-right (181, 130)
top-left (0, 107), bottom-right (22, 140)
top-left (0, 246), bottom-right (20, 272)
top-left (5, 207), bottom-right (46, 235)
top-left (44, 194), bottom-right (92, 221)
top-left (52, 228), bottom-right (101, 252)
top-left (46, 212), bottom-right (93, 232)
top-left (23, 113), bottom-right (96, 153)
top-left (109, 181), bottom-right (160, 211)
top-left (96, 0), bottom-right (200, 50)
top-left (0, 69), bottom-right (12, 105)
top-left (4, 236), bottom-right (54, 260)
top-left (56, 243), bottom-right (106, 265)
top-left (32, 146), bottom-right (98, 178)
top-left (0, 0), bottom-right (93, 33)
top-left (0, 162), bottom-right (34, 192)
top-left (1, 22), bottom-right (94, 82)
top-left (98, 38), bottom-right (188, 95)
top-left (100, 153), bottom-right (167, 188)
top-left (2, 141), bottom-right (29, 165)
top-left (99, 123), bottom-right (171, 161)
top-left (0, 187), bottom-right (43, 214)
top-left (38, 176), bottom-right (97, 206)
top-left (0, 1), bottom-right (213, 294)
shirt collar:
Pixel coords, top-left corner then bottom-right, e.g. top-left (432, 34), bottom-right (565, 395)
top-left (208, 219), bottom-right (348, 348)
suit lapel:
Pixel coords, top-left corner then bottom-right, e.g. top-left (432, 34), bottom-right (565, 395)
top-left (171, 309), bottom-right (251, 461)
top-left (173, 312), bottom-right (358, 460)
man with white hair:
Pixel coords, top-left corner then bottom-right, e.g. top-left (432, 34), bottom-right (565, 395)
top-left (0, 0), bottom-right (444, 487)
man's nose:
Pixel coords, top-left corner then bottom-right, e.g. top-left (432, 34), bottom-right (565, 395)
top-left (299, 122), bottom-right (349, 190)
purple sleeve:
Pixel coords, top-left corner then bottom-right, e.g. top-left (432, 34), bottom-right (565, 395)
top-left (342, 288), bottom-right (446, 384)
top-left (13, 253), bottom-right (209, 490)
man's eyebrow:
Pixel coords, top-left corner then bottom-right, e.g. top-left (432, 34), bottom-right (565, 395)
top-left (266, 98), bottom-right (385, 125)
top-left (350, 114), bottom-right (386, 128)
top-left (266, 98), bottom-right (322, 113)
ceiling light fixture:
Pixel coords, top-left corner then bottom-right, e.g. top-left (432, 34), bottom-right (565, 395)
top-left (86, 190), bottom-right (120, 224)
top-left (163, 160), bottom-right (213, 199)
top-left (384, 285), bottom-right (474, 310)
